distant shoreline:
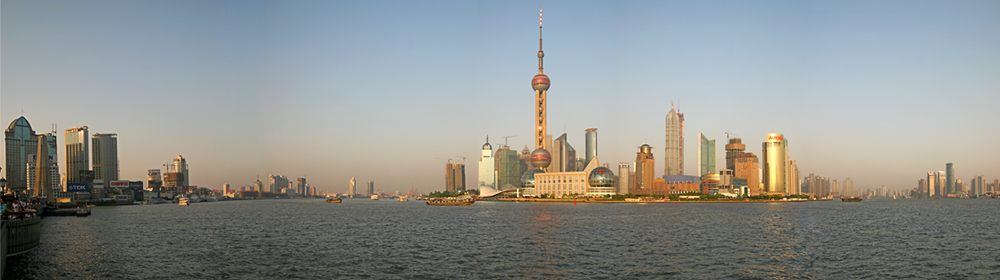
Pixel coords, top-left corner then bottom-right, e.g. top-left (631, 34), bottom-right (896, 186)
top-left (495, 198), bottom-right (835, 203)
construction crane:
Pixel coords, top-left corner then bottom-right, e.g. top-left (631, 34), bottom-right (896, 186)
top-left (454, 156), bottom-right (467, 165)
top-left (501, 135), bottom-right (517, 147)
top-left (435, 157), bottom-right (453, 163)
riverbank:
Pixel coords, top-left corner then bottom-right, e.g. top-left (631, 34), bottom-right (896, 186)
top-left (497, 198), bottom-right (834, 203)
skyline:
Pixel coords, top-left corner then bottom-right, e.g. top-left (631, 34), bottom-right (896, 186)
top-left (3, 0), bottom-right (999, 194)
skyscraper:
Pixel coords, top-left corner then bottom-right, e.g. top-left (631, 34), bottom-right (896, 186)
top-left (762, 133), bottom-right (788, 194)
top-left (698, 133), bottom-right (716, 176)
top-left (634, 144), bottom-right (655, 193)
top-left (734, 153), bottom-right (760, 195)
top-left (168, 155), bottom-right (189, 187)
top-left (349, 177), bottom-right (356, 196)
top-left (617, 163), bottom-right (631, 195)
top-left (585, 128), bottom-right (597, 167)
top-left (495, 146), bottom-right (521, 190)
top-left (927, 172), bottom-right (937, 196)
top-left (6, 116), bottom-right (38, 193)
top-left (445, 162), bottom-right (466, 192)
top-left (478, 137), bottom-right (495, 189)
top-left (551, 133), bottom-right (577, 172)
top-left (268, 174), bottom-right (288, 193)
top-left (724, 138), bottom-right (745, 171)
top-left (946, 163), bottom-right (954, 194)
top-left (844, 178), bottom-right (854, 197)
top-left (297, 177), bottom-right (307, 196)
top-left (367, 181), bottom-right (374, 196)
top-left (92, 133), bottom-right (119, 188)
top-left (787, 159), bottom-right (799, 195)
top-left (64, 126), bottom-right (90, 185)
top-left (665, 105), bottom-right (684, 176)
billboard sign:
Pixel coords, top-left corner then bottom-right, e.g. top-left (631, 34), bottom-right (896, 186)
top-left (148, 169), bottom-right (162, 180)
top-left (129, 181), bottom-right (143, 189)
top-left (66, 183), bottom-right (88, 192)
top-left (110, 181), bottom-right (129, 188)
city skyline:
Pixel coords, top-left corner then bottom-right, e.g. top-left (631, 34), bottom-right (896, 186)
top-left (3, 1), bottom-right (999, 194)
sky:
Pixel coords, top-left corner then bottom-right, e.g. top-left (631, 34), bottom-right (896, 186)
top-left (2, 0), bottom-right (999, 194)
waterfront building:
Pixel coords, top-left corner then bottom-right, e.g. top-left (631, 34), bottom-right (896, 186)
top-left (844, 178), bottom-right (854, 197)
top-left (6, 116), bottom-right (39, 193)
top-left (617, 163), bottom-right (631, 195)
top-left (349, 177), bottom-right (357, 196)
top-left (478, 137), bottom-right (495, 190)
top-left (585, 128), bottom-right (597, 167)
top-left (971, 175), bottom-right (985, 196)
top-left (665, 105), bottom-right (684, 176)
top-left (64, 126), bottom-right (90, 185)
top-left (297, 177), bottom-right (307, 196)
top-left (698, 133), bottom-right (716, 176)
top-left (762, 133), bottom-right (788, 194)
top-left (268, 174), bottom-right (289, 193)
top-left (955, 179), bottom-right (965, 195)
top-left (634, 176), bottom-right (699, 196)
top-left (367, 181), bottom-right (374, 196)
top-left (787, 159), bottom-right (799, 195)
top-left (533, 156), bottom-right (612, 197)
top-left (165, 155), bottom-right (189, 187)
top-left (917, 179), bottom-right (927, 197)
top-left (724, 138), bottom-right (745, 171)
top-left (92, 133), bottom-right (119, 188)
top-left (734, 153), bottom-right (760, 195)
top-left (700, 173), bottom-right (720, 194)
top-left (634, 144), bottom-right (655, 193)
top-left (946, 163), bottom-right (954, 194)
top-left (445, 162), bottom-right (466, 192)
top-left (495, 146), bottom-right (521, 190)
top-left (551, 133), bottom-right (577, 172)
top-left (223, 183), bottom-right (230, 196)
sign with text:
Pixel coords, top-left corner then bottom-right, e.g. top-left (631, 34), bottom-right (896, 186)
top-left (66, 183), bottom-right (88, 192)
top-left (110, 181), bottom-right (129, 188)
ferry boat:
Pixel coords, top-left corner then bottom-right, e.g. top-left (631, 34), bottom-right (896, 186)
top-left (371, 195), bottom-right (379, 200)
top-left (326, 197), bottom-right (342, 203)
top-left (398, 196), bottom-right (408, 202)
top-left (426, 197), bottom-right (474, 206)
top-left (178, 197), bottom-right (190, 206)
top-left (842, 197), bottom-right (862, 202)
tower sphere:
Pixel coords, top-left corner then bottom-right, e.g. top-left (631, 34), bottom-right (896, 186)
top-left (588, 167), bottom-right (616, 188)
top-left (520, 168), bottom-right (546, 188)
top-left (532, 74), bottom-right (550, 91)
top-left (529, 148), bottom-right (551, 168)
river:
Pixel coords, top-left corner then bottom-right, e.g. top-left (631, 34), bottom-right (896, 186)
top-left (5, 198), bottom-right (999, 279)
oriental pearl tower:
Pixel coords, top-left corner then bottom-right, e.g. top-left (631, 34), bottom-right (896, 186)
top-left (523, 7), bottom-right (551, 189)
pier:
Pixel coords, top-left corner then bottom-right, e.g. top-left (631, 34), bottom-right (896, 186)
top-left (1, 210), bottom-right (42, 276)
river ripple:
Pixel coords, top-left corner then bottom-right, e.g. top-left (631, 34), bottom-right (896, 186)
top-left (5, 198), bottom-right (999, 279)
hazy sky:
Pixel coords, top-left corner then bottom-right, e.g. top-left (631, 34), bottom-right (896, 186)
top-left (3, 0), bottom-right (999, 194)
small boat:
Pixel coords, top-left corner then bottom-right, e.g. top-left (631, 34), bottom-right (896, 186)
top-left (178, 197), bottom-right (190, 206)
top-left (842, 197), bottom-right (862, 202)
top-left (398, 196), bottom-right (408, 202)
top-left (371, 195), bottom-right (379, 200)
top-left (426, 197), bottom-right (474, 206)
top-left (326, 197), bottom-right (342, 203)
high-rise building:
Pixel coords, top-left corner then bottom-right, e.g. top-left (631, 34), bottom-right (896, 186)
top-left (762, 133), bottom-right (788, 194)
top-left (147, 169), bottom-right (162, 192)
top-left (495, 146), bottom-right (521, 190)
top-left (64, 126), bottom-right (90, 185)
top-left (268, 174), bottom-right (288, 193)
top-left (698, 133), bottom-right (716, 176)
top-left (917, 179), bottom-right (927, 197)
top-left (724, 138), bottom-right (745, 171)
top-left (348, 177), bottom-right (357, 196)
top-left (297, 177), bottom-right (307, 196)
top-left (6, 116), bottom-right (39, 193)
top-left (30, 134), bottom-right (55, 198)
top-left (937, 171), bottom-right (946, 196)
top-left (665, 105), bottom-right (684, 176)
top-left (478, 137), bottom-right (495, 190)
top-left (634, 144), bottom-right (655, 193)
top-left (734, 153), bottom-right (760, 195)
top-left (445, 162), bottom-right (466, 192)
top-left (367, 181), bottom-right (374, 196)
top-left (92, 133), bottom-right (119, 188)
top-left (223, 183), bottom-right (230, 196)
top-left (945, 163), bottom-right (954, 194)
top-left (787, 159), bottom-right (799, 195)
top-left (971, 175), bottom-right (985, 196)
top-left (551, 133), bottom-right (577, 172)
top-left (167, 155), bottom-right (189, 187)
top-left (844, 178), bottom-right (854, 197)
top-left (584, 128), bottom-right (597, 167)
top-left (26, 133), bottom-right (59, 196)
top-left (617, 163), bottom-right (631, 195)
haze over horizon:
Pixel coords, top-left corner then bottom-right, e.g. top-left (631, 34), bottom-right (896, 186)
top-left (3, 0), bottom-right (998, 194)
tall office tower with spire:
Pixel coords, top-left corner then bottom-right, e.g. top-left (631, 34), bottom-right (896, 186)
top-left (724, 138), bottom-right (745, 171)
top-left (348, 177), bottom-right (356, 196)
top-left (64, 126), bottom-right (90, 184)
top-left (945, 163), bottom-right (954, 194)
top-left (634, 144), bottom-right (655, 193)
top-left (698, 133), bottom-right (715, 176)
top-left (762, 133), bottom-right (788, 194)
top-left (92, 133), bottom-right (119, 188)
top-left (479, 136), bottom-right (496, 189)
top-left (665, 105), bottom-right (684, 176)
top-left (6, 116), bottom-right (38, 193)
top-left (585, 128), bottom-right (597, 166)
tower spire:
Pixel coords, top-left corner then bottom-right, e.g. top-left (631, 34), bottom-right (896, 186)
top-left (538, 7), bottom-right (544, 74)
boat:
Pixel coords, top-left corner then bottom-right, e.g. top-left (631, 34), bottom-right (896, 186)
top-left (426, 197), bottom-right (474, 206)
top-left (398, 196), bottom-right (408, 202)
top-left (178, 197), bottom-right (190, 206)
top-left (326, 197), bottom-right (342, 203)
top-left (371, 195), bottom-right (379, 200)
top-left (842, 197), bottom-right (862, 202)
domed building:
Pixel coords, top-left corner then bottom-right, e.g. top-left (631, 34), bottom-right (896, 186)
top-left (587, 166), bottom-right (616, 196)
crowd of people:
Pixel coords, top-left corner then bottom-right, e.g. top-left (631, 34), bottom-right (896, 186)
top-left (1, 195), bottom-right (38, 219)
